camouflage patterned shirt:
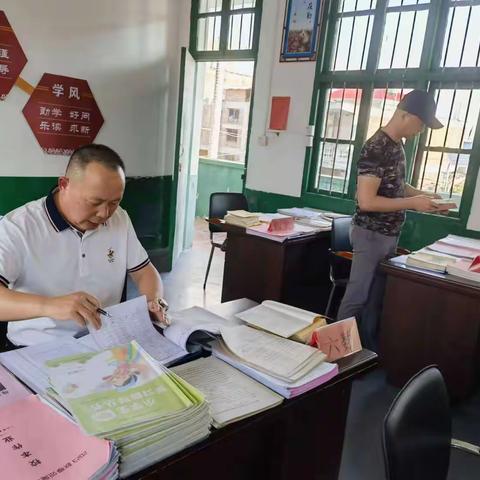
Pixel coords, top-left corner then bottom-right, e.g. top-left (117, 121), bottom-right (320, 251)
top-left (353, 130), bottom-right (406, 236)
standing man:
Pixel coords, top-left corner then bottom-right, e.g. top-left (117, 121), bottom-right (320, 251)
top-left (0, 144), bottom-right (168, 346)
top-left (337, 90), bottom-right (444, 351)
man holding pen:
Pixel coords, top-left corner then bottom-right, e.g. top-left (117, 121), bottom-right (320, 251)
top-left (0, 144), bottom-right (168, 347)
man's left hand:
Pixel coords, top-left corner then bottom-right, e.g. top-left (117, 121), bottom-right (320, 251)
top-left (148, 298), bottom-right (170, 327)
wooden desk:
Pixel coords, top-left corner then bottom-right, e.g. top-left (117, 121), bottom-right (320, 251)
top-left (213, 221), bottom-right (332, 314)
top-left (380, 260), bottom-right (480, 400)
top-left (130, 349), bottom-right (378, 480)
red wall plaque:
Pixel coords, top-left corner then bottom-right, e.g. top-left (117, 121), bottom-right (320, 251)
top-left (22, 73), bottom-right (104, 155)
top-left (0, 10), bottom-right (28, 101)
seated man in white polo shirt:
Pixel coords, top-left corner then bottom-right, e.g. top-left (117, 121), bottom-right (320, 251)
top-left (0, 144), bottom-right (168, 346)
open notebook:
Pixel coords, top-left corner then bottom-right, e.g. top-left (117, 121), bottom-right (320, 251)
top-left (235, 300), bottom-right (326, 340)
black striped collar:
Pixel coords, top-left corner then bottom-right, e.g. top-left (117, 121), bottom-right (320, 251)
top-left (44, 189), bottom-right (70, 233)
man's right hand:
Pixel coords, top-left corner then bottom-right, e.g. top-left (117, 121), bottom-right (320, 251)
top-left (409, 195), bottom-right (441, 212)
top-left (44, 292), bottom-right (102, 329)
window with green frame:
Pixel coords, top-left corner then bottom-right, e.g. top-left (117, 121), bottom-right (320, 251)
top-left (190, 0), bottom-right (263, 60)
top-left (306, 0), bottom-right (480, 221)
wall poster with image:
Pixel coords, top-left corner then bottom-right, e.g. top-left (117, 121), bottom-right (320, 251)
top-left (280, 0), bottom-right (323, 62)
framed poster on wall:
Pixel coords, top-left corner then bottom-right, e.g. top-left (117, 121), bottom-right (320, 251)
top-left (280, 0), bottom-right (323, 62)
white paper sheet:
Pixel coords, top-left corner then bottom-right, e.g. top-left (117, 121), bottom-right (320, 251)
top-left (88, 296), bottom-right (187, 365)
top-left (164, 306), bottom-right (236, 350)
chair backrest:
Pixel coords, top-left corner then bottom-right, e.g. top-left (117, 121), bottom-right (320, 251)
top-left (209, 192), bottom-right (248, 233)
top-left (331, 216), bottom-right (352, 252)
top-left (383, 366), bottom-right (452, 480)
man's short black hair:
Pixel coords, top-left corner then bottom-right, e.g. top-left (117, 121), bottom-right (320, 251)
top-left (66, 144), bottom-right (125, 175)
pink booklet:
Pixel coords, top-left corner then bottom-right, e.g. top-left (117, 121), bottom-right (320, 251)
top-left (0, 395), bottom-right (111, 479)
top-left (0, 364), bottom-right (31, 409)
top-left (309, 317), bottom-right (362, 361)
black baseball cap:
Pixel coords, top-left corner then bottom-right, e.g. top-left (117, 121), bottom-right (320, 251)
top-left (397, 90), bottom-right (443, 129)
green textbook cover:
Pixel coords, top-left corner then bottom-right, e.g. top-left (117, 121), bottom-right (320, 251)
top-left (47, 341), bottom-right (199, 436)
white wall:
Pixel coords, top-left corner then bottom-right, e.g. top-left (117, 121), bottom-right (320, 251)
top-left (246, 0), bottom-right (316, 198)
top-left (0, 0), bottom-right (189, 177)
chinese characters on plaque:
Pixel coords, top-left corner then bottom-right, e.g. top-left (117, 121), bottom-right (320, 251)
top-left (0, 10), bottom-right (28, 100)
top-left (22, 73), bottom-right (104, 155)
top-left (280, 0), bottom-right (323, 62)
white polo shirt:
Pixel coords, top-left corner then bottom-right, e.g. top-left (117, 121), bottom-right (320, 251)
top-left (0, 190), bottom-right (150, 346)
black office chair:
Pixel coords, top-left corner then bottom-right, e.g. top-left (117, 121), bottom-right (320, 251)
top-left (383, 366), bottom-right (480, 480)
top-left (203, 192), bottom-right (248, 289)
top-left (325, 216), bottom-right (353, 318)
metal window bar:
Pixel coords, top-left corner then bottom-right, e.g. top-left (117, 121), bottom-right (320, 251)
top-left (316, 84), bottom-right (335, 189)
top-left (331, 2), bottom-right (346, 71)
top-left (433, 89), bottom-right (457, 193)
top-left (359, 1), bottom-right (375, 69)
top-left (449, 89), bottom-right (473, 197)
top-left (229, 14), bottom-right (234, 48)
top-left (404, 5), bottom-right (418, 68)
top-left (238, 14), bottom-right (244, 49)
top-left (341, 88), bottom-right (361, 193)
top-left (388, 9), bottom-right (403, 69)
top-left (248, 12), bottom-right (254, 47)
top-left (213, 16), bottom-right (218, 50)
top-left (441, 5), bottom-right (457, 67)
top-left (344, 1), bottom-right (359, 70)
top-left (418, 88), bottom-right (439, 190)
top-left (458, 2), bottom-right (473, 66)
top-left (328, 84), bottom-right (348, 191)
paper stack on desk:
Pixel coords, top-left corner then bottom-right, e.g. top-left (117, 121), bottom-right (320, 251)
top-left (0, 395), bottom-right (118, 480)
top-left (211, 330), bottom-right (337, 399)
top-left (173, 356), bottom-right (283, 428)
top-left (46, 341), bottom-right (211, 478)
top-left (209, 324), bottom-right (337, 398)
top-left (224, 210), bottom-right (261, 227)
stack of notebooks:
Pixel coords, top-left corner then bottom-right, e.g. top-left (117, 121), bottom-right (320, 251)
top-left (212, 325), bottom-right (338, 399)
top-left (224, 210), bottom-right (261, 227)
top-left (45, 341), bottom-right (211, 478)
top-left (0, 395), bottom-right (118, 480)
top-left (173, 356), bottom-right (283, 428)
top-left (406, 251), bottom-right (457, 273)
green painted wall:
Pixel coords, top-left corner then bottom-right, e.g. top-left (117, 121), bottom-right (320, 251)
top-left (195, 158), bottom-right (245, 217)
top-left (0, 176), bottom-right (173, 267)
top-left (245, 188), bottom-right (480, 251)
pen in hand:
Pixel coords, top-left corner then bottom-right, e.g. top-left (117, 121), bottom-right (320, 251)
top-left (96, 307), bottom-right (112, 318)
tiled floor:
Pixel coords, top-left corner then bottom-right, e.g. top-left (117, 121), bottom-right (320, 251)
top-left (160, 219), bottom-right (480, 480)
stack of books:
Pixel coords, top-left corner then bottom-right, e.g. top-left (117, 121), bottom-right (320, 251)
top-left (212, 325), bottom-right (338, 399)
top-left (406, 251), bottom-right (457, 273)
top-left (173, 356), bottom-right (283, 428)
top-left (446, 258), bottom-right (480, 283)
top-left (224, 209), bottom-right (261, 227)
top-left (46, 341), bottom-right (211, 478)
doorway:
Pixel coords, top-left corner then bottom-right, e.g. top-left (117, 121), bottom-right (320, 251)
top-left (173, 56), bottom-right (255, 264)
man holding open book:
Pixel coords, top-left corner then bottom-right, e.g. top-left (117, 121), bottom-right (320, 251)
top-left (337, 90), bottom-right (444, 351)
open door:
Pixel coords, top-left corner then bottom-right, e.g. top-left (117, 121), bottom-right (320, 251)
top-left (171, 48), bottom-right (198, 265)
